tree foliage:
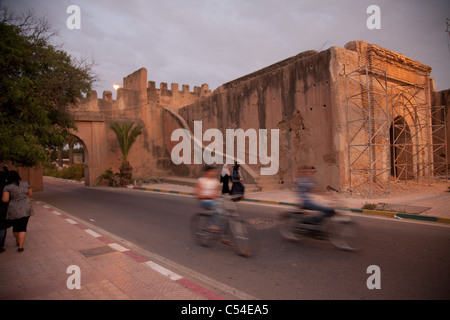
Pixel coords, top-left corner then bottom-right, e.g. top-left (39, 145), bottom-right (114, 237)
top-left (110, 122), bottom-right (143, 185)
top-left (110, 122), bottom-right (143, 163)
top-left (0, 7), bottom-right (95, 167)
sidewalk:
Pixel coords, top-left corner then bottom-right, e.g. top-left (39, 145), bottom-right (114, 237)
top-left (0, 200), bottom-right (225, 300)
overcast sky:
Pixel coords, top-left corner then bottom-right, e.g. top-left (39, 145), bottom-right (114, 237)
top-left (2, 0), bottom-right (450, 96)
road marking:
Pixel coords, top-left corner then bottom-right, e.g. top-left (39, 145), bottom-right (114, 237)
top-left (85, 229), bottom-right (101, 238)
top-left (144, 261), bottom-right (183, 281)
top-left (108, 243), bottom-right (129, 252)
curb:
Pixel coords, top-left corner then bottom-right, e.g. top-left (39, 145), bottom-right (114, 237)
top-left (34, 199), bottom-right (227, 300)
top-left (127, 185), bottom-right (194, 196)
top-left (122, 185), bottom-right (450, 225)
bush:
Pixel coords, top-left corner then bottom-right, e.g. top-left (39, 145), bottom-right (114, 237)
top-left (96, 168), bottom-right (120, 187)
top-left (43, 163), bottom-right (85, 181)
top-left (362, 202), bottom-right (377, 210)
top-left (43, 163), bottom-right (59, 177)
top-left (61, 163), bottom-right (84, 180)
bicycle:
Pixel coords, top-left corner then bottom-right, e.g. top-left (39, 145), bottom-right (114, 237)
top-left (190, 196), bottom-right (259, 257)
top-left (277, 206), bottom-right (361, 251)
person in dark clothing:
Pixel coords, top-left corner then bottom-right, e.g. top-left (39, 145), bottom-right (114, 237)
top-left (2, 170), bottom-right (34, 252)
top-left (220, 164), bottom-right (231, 194)
top-left (0, 168), bottom-right (9, 253)
top-left (229, 162), bottom-right (245, 201)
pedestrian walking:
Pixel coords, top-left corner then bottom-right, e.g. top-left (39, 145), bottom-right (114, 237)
top-left (229, 162), bottom-right (245, 201)
top-left (220, 164), bottom-right (231, 194)
top-left (1, 170), bottom-right (34, 252)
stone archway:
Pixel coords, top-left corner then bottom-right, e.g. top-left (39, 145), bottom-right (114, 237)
top-left (69, 120), bottom-right (104, 187)
top-left (65, 132), bottom-right (90, 186)
top-left (390, 115), bottom-right (413, 180)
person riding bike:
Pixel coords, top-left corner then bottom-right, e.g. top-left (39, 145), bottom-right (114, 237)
top-left (195, 165), bottom-right (234, 246)
top-left (295, 165), bottom-right (336, 224)
top-left (195, 165), bottom-right (226, 230)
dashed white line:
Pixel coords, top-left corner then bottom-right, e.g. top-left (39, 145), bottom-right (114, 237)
top-left (144, 261), bottom-right (183, 281)
top-left (85, 229), bottom-right (101, 238)
top-left (108, 243), bottom-right (129, 252)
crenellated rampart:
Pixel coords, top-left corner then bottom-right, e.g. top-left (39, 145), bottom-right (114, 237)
top-left (147, 80), bottom-right (211, 109)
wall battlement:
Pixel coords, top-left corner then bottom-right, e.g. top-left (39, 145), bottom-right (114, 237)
top-left (121, 67), bottom-right (211, 105)
top-left (84, 67), bottom-right (211, 110)
top-left (147, 81), bottom-right (211, 109)
top-left (147, 81), bottom-right (211, 97)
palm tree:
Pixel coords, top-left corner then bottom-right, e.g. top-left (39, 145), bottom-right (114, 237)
top-left (110, 122), bottom-right (143, 185)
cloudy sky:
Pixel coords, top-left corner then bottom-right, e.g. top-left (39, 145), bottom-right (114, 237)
top-left (2, 0), bottom-right (450, 96)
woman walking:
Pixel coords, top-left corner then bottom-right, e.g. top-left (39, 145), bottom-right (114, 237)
top-left (220, 164), bottom-right (231, 194)
top-left (0, 169), bottom-right (9, 253)
top-left (229, 162), bottom-right (245, 201)
top-left (2, 170), bottom-right (34, 252)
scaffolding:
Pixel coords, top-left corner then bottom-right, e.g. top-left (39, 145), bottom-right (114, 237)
top-left (346, 66), bottom-right (448, 194)
top-left (346, 65), bottom-right (390, 194)
top-left (390, 83), bottom-right (429, 182)
top-left (390, 82), bottom-right (448, 183)
top-left (430, 104), bottom-right (448, 179)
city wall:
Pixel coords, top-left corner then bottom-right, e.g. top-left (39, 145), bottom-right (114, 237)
top-left (68, 67), bottom-right (212, 186)
top-left (67, 41), bottom-right (446, 192)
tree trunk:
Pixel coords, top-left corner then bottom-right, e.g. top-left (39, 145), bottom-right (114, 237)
top-left (119, 161), bottom-right (133, 185)
top-left (68, 142), bottom-right (74, 165)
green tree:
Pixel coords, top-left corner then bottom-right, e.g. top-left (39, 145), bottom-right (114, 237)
top-left (110, 122), bottom-right (143, 185)
top-left (0, 8), bottom-right (95, 167)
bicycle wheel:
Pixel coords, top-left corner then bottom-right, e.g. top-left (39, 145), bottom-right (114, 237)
top-left (190, 213), bottom-right (215, 247)
top-left (326, 215), bottom-right (361, 251)
top-left (228, 218), bottom-right (259, 257)
top-left (277, 210), bottom-right (306, 242)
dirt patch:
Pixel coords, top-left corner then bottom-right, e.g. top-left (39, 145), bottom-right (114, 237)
top-left (340, 179), bottom-right (449, 201)
top-left (363, 202), bottom-right (431, 214)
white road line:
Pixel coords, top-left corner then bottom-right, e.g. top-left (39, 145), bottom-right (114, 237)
top-left (108, 243), bottom-right (129, 252)
top-left (144, 261), bottom-right (183, 281)
top-left (85, 229), bottom-right (101, 238)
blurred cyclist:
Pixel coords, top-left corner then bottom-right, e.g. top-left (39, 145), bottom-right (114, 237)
top-left (195, 165), bottom-right (226, 232)
top-left (295, 165), bottom-right (335, 224)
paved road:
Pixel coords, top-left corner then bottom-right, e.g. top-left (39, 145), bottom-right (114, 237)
top-left (33, 178), bottom-right (450, 299)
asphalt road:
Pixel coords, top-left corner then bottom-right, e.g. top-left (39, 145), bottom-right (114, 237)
top-left (33, 177), bottom-right (450, 299)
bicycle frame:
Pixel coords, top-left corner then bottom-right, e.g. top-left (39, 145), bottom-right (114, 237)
top-left (191, 196), bottom-right (257, 257)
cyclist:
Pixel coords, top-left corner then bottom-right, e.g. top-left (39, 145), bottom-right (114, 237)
top-left (295, 165), bottom-right (335, 224)
top-left (195, 165), bottom-right (226, 232)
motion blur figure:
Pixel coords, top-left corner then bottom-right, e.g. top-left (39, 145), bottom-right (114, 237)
top-left (295, 166), bottom-right (335, 224)
top-left (195, 165), bottom-right (225, 231)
